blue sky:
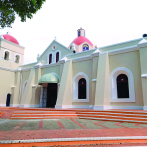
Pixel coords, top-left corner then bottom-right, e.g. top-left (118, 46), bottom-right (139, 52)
top-left (1, 0), bottom-right (147, 64)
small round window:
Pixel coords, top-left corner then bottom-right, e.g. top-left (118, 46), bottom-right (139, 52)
top-left (52, 45), bottom-right (56, 50)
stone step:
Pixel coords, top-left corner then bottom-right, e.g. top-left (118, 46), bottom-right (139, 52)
top-left (79, 115), bottom-right (147, 122)
top-left (10, 116), bottom-right (79, 119)
top-left (13, 111), bottom-right (76, 114)
top-left (77, 112), bottom-right (147, 118)
top-left (78, 110), bottom-right (147, 115)
top-left (79, 117), bottom-right (147, 124)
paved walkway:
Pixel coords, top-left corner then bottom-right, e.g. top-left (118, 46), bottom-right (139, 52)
top-left (1, 118), bottom-right (147, 140)
top-left (1, 108), bottom-right (147, 146)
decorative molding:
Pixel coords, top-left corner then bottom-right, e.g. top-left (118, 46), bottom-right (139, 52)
top-left (34, 62), bottom-right (42, 68)
top-left (0, 38), bottom-right (25, 48)
top-left (111, 106), bottom-right (143, 110)
top-left (141, 74), bottom-right (147, 78)
top-left (91, 49), bottom-right (100, 57)
top-left (55, 105), bottom-right (93, 109)
top-left (143, 106), bottom-right (147, 110)
top-left (72, 55), bottom-right (92, 63)
top-left (137, 42), bottom-right (147, 48)
top-left (55, 105), bottom-right (72, 109)
top-left (92, 79), bottom-right (97, 82)
top-left (41, 62), bottom-right (60, 68)
top-left (93, 105), bottom-right (111, 110)
top-left (10, 104), bottom-right (19, 107)
top-left (110, 67), bottom-right (135, 102)
top-left (108, 45), bottom-right (138, 55)
top-left (73, 72), bottom-right (89, 102)
top-left (21, 62), bottom-right (38, 67)
top-left (19, 104), bottom-right (40, 108)
top-left (0, 104), bottom-right (6, 107)
top-left (22, 67), bottom-right (32, 71)
top-left (99, 38), bottom-right (141, 50)
top-left (0, 66), bottom-right (15, 72)
top-left (59, 57), bottom-right (67, 64)
top-left (66, 48), bottom-right (97, 57)
top-left (93, 105), bottom-right (143, 110)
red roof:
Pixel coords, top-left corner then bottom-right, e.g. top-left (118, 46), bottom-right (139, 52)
top-left (3, 34), bottom-right (19, 45)
top-left (71, 36), bottom-right (93, 46)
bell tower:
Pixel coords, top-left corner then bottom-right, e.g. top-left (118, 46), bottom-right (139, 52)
top-left (77, 28), bottom-right (85, 37)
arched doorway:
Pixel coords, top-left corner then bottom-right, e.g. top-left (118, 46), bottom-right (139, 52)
top-left (46, 83), bottom-right (58, 108)
top-left (117, 74), bottom-right (129, 98)
top-left (39, 73), bottom-right (59, 108)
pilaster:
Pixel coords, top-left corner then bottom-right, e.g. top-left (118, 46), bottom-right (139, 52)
top-left (93, 53), bottom-right (111, 110)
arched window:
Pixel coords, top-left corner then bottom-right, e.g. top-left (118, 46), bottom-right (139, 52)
top-left (78, 78), bottom-right (86, 99)
top-left (15, 55), bottom-right (20, 63)
top-left (4, 51), bottom-right (9, 60)
top-left (110, 67), bottom-right (135, 102)
top-left (49, 54), bottom-right (52, 64)
top-left (117, 74), bottom-right (129, 98)
top-left (73, 72), bottom-right (89, 102)
top-left (56, 52), bottom-right (59, 63)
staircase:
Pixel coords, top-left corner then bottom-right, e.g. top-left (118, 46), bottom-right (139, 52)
top-left (10, 109), bottom-right (147, 124)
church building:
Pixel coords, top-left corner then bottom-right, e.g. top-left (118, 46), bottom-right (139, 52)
top-left (0, 28), bottom-right (147, 110)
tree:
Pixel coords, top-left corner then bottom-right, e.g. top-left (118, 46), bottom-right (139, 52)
top-left (0, 0), bottom-right (46, 28)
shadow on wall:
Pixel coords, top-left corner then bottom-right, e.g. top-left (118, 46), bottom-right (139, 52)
top-left (34, 86), bottom-right (41, 105)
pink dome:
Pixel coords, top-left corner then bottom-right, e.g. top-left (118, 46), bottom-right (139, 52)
top-left (3, 34), bottom-right (19, 45)
top-left (71, 36), bottom-right (93, 46)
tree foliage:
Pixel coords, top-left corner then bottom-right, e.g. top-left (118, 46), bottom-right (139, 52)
top-left (0, 0), bottom-right (46, 28)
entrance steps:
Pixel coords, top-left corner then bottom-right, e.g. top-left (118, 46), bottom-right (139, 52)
top-left (9, 109), bottom-right (147, 123)
top-left (11, 111), bottom-right (79, 119)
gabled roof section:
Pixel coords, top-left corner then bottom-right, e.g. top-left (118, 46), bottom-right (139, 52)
top-left (38, 40), bottom-right (72, 60)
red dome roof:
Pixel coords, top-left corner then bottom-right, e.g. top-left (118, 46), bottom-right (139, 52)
top-left (71, 36), bottom-right (93, 46)
top-left (3, 34), bottom-right (19, 45)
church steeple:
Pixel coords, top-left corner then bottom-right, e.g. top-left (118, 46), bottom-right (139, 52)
top-left (77, 27), bottom-right (85, 37)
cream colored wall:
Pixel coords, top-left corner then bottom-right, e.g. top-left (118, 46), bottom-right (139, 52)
top-left (0, 39), bottom-right (24, 69)
top-left (72, 59), bottom-right (93, 106)
top-left (21, 71), bottom-right (30, 87)
top-left (0, 40), bottom-right (24, 62)
top-left (56, 60), bottom-right (73, 108)
top-left (0, 69), bottom-right (15, 105)
top-left (92, 57), bottom-right (98, 79)
top-left (109, 50), bottom-right (143, 107)
top-left (139, 47), bottom-right (147, 108)
top-left (41, 66), bottom-right (60, 78)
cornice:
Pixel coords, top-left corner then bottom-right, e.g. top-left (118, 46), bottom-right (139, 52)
top-left (40, 62), bottom-right (60, 68)
top-left (72, 55), bottom-right (92, 63)
top-left (0, 38), bottom-right (25, 49)
top-left (0, 66), bottom-right (15, 72)
top-left (108, 45), bottom-right (138, 55)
